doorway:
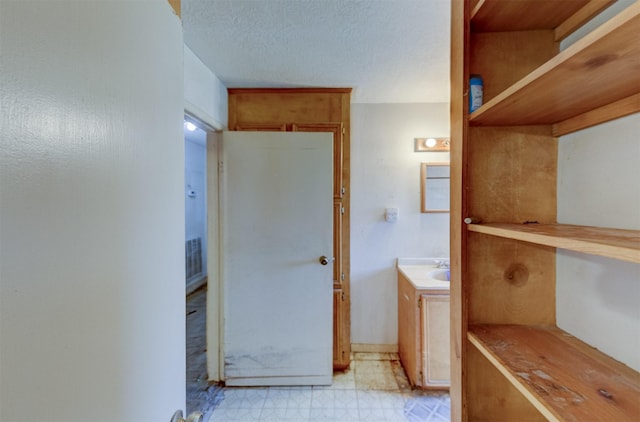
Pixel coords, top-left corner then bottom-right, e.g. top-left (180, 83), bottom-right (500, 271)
top-left (184, 119), bottom-right (207, 295)
top-left (184, 117), bottom-right (222, 417)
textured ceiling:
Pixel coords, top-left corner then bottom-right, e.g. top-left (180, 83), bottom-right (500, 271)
top-left (182, 0), bottom-right (451, 103)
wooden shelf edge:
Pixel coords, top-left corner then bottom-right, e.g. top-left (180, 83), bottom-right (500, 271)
top-left (470, 0), bottom-right (612, 34)
top-left (552, 93), bottom-right (640, 136)
top-left (468, 325), bottom-right (640, 422)
top-left (467, 223), bottom-right (640, 263)
top-left (554, 0), bottom-right (616, 41)
top-left (469, 2), bottom-right (640, 126)
top-left (469, 0), bottom-right (485, 21)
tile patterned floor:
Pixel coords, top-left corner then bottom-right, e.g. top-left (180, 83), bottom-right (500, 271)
top-left (206, 353), bottom-right (450, 421)
top-left (187, 288), bottom-right (450, 422)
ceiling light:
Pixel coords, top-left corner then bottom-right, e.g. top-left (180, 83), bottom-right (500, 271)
top-left (185, 122), bottom-right (197, 132)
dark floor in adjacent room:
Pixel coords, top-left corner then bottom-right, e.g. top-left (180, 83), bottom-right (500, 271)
top-left (186, 287), bottom-right (223, 420)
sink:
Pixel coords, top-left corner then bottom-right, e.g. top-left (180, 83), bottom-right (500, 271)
top-left (427, 269), bottom-right (450, 282)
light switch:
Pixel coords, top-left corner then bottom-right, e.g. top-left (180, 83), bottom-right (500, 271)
top-left (385, 207), bottom-right (399, 222)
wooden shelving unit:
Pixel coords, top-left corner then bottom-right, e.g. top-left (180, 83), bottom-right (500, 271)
top-left (468, 324), bottom-right (640, 422)
top-left (450, 1), bottom-right (640, 421)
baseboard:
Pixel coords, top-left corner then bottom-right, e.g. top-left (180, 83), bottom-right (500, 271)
top-left (351, 343), bottom-right (398, 353)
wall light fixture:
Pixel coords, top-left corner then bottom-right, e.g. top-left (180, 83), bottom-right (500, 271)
top-left (414, 137), bottom-right (450, 152)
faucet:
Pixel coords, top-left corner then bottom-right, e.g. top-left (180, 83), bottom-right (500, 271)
top-left (435, 259), bottom-right (450, 269)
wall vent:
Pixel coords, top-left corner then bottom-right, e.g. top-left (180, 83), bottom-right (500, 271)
top-left (185, 237), bottom-right (203, 281)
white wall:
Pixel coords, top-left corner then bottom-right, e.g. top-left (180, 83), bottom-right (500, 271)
top-left (0, 2), bottom-right (185, 421)
top-left (557, 114), bottom-right (640, 371)
top-left (351, 103), bottom-right (450, 345)
top-left (184, 45), bottom-right (228, 129)
top-left (555, 0), bottom-right (640, 373)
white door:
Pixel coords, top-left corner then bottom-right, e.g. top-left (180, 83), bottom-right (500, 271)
top-left (221, 131), bottom-right (334, 386)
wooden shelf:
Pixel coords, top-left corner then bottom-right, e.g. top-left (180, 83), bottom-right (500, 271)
top-left (471, 0), bottom-right (614, 40)
top-left (469, 2), bottom-right (640, 128)
top-left (467, 223), bottom-right (640, 263)
top-left (468, 324), bottom-right (640, 422)
top-left (471, 0), bottom-right (604, 32)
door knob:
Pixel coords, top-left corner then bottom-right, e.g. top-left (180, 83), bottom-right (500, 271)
top-left (319, 256), bottom-right (334, 265)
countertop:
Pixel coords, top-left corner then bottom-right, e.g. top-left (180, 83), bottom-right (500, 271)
top-left (397, 258), bottom-right (451, 290)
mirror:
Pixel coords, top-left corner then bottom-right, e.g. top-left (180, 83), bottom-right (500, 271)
top-left (421, 162), bottom-right (450, 213)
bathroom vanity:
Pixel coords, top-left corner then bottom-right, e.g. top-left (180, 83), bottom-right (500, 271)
top-left (397, 259), bottom-right (450, 389)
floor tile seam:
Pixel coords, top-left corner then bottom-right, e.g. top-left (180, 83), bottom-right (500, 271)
top-left (215, 404), bottom-right (266, 410)
top-left (258, 408), bottom-right (312, 415)
top-left (221, 398), bottom-right (267, 403)
top-left (423, 400), bottom-right (443, 421)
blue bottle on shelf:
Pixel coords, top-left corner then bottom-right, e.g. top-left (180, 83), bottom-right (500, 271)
top-left (469, 75), bottom-right (483, 113)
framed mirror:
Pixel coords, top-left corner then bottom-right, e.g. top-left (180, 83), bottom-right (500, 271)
top-left (421, 162), bottom-right (450, 213)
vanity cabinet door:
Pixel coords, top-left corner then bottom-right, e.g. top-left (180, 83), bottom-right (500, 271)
top-left (397, 271), bottom-right (421, 386)
top-left (421, 293), bottom-right (450, 389)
